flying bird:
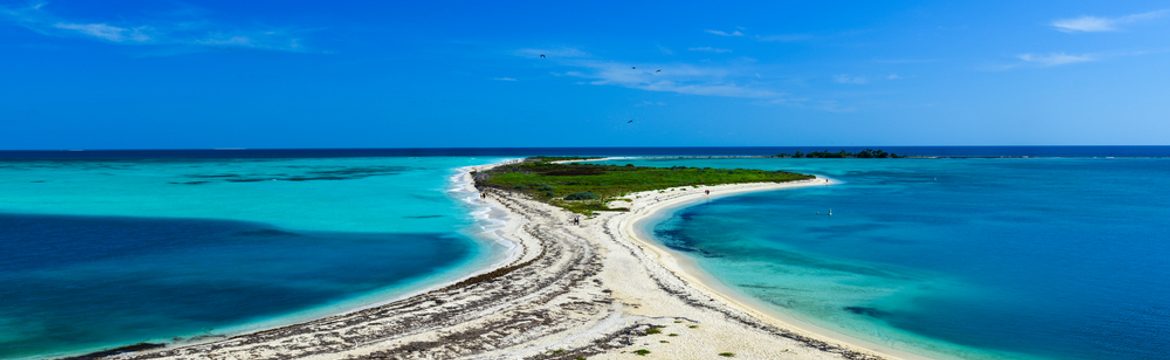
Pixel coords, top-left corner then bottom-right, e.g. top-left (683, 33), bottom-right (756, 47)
top-left (539, 54), bottom-right (546, 59)
top-left (627, 119), bottom-right (635, 124)
top-left (655, 69), bottom-right (662, 73)
top-left (631, 66), bottom-right (636, 69)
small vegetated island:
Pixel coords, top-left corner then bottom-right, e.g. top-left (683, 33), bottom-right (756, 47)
top-left (771, 148), bottom-right (903, 158)
top-left (474, 157), bottom-right (814, 214)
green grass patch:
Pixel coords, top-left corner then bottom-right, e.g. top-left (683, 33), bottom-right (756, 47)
top-left (633, 349), bottom-right (651, 356)
top-left (645, 326), bottom-right (663, 335)
top-left (476, 158), bottom-right (813, 214)
top-left (718, 352), bottom-right (736, 357)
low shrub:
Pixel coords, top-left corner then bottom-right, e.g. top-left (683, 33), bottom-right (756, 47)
top-left (564, 191), bottom-right (598, 200)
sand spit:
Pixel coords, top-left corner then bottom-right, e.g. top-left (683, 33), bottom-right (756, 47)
top-left (101, 163), bottom-right (887, 360)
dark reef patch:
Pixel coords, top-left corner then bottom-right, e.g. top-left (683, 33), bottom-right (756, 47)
top-left (169, 180), bottom-right (211, 185)
top-left (843, 306), bottom-right (889, 318)
top-left (179, 165), bottom-right (413, 184)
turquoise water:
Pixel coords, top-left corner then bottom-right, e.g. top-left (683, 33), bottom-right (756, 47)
top-left (0, 157), bottom-right (505, 359)
top-left (611, 158), bottom-right (1170, 360)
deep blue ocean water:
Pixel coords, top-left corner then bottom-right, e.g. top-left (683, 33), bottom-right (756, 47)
top-left (610, 157), bottom-right (1170, 360)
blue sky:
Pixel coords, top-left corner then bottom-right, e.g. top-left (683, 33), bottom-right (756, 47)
top-left (1, 1), bottom-right (1168, 149)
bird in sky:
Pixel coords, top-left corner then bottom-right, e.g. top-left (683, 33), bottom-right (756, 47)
top-left (627, 119), bottom-right (635, 124)
top-left (631, 66), bottom-right (636, 69)
top-left (655, 69), bottom-right (662, 73)
top-left (539, 54), bottom-right (546, 59)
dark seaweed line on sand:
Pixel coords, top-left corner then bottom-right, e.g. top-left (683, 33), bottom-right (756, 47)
top-left (600, 193), bottom-right (883, 360)
top-left (79, 190), bottom-right (641, 359)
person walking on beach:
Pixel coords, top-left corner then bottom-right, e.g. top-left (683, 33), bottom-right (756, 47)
top-left (705, 189), bottom-right (711, 196)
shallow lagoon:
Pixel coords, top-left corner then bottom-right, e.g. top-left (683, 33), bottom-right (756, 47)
top-left (616, 158), bottom-right (1170, 359)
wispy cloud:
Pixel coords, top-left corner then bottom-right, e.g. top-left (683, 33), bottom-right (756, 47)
top-left (52, 22), bottom-right (153, 43)
top-left (1016, 52), bottom-right (1097, 66)
top-left (491, 77), bottom-right (518, 82)
top-left (833, 74), bottom-right (869, 85)
top-left (1051, 9), bottom-right (1168, 33)
top-left (995, 49), bottom-right (1163, 70)
top-left (0, 2), bottom-right (309, 52)
top-left (516, 48), bottom-right (779, 99)
top-left (704, 28), bottom-right (744, 37)
top-left (513, 46), bottom-right (857, 112)
top-left (581, 61), bottom-right (778, 98)
top-left (687, 46), bottom-right (732, 54)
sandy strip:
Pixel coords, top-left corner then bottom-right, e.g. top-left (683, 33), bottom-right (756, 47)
top-left (100, 161), bottom-right (898, 360)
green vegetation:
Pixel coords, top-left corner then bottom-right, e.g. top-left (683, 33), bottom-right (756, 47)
top-left (772, 148), bottom-right (903, 158)
top-left (564, 191), bottom-right (599, 200)
top-left (688, 324), bottom-right (699, 329)
top-left (667, 333), bottom-right (679, 337)
top-left (633, 349), bottom-right (651, 356)
top-left (476, 158), bottom-right (813, 214)
top-left (527, 156), bottom-right (605, 162)
top-left (645, 326), bottom-right (663, 335)
top-left (718, 352), bottom-right (736, 357)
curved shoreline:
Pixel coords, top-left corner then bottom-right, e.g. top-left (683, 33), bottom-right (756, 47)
top-left (616, 179), bottom-right (943, 360)
top-left (93, 160), bottom-right (894, 360)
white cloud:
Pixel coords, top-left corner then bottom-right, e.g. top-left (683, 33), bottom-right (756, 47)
top-left (885, 73), bottom-right (903, 80)
top-left (833, 74), bottom-right (868, 85)
top-left (1051, 9), bottom-right (1168, 33)
top-left (687, 46), bottom-right (732, 54)
top-left (1016, 52), bottom-right (1097, 66)
top-left (0, 2), bottom-right (308, 52)
top-left (514, 46), bottom-right (857, 111)
top-left (52, 22), bottom-right (152, 43)
top-left (556, 59), bottom-right (777, 99)
top-left (704, 28), bottom-right (744, 37)
top-left (491, 77), bottom-right (518, 82)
